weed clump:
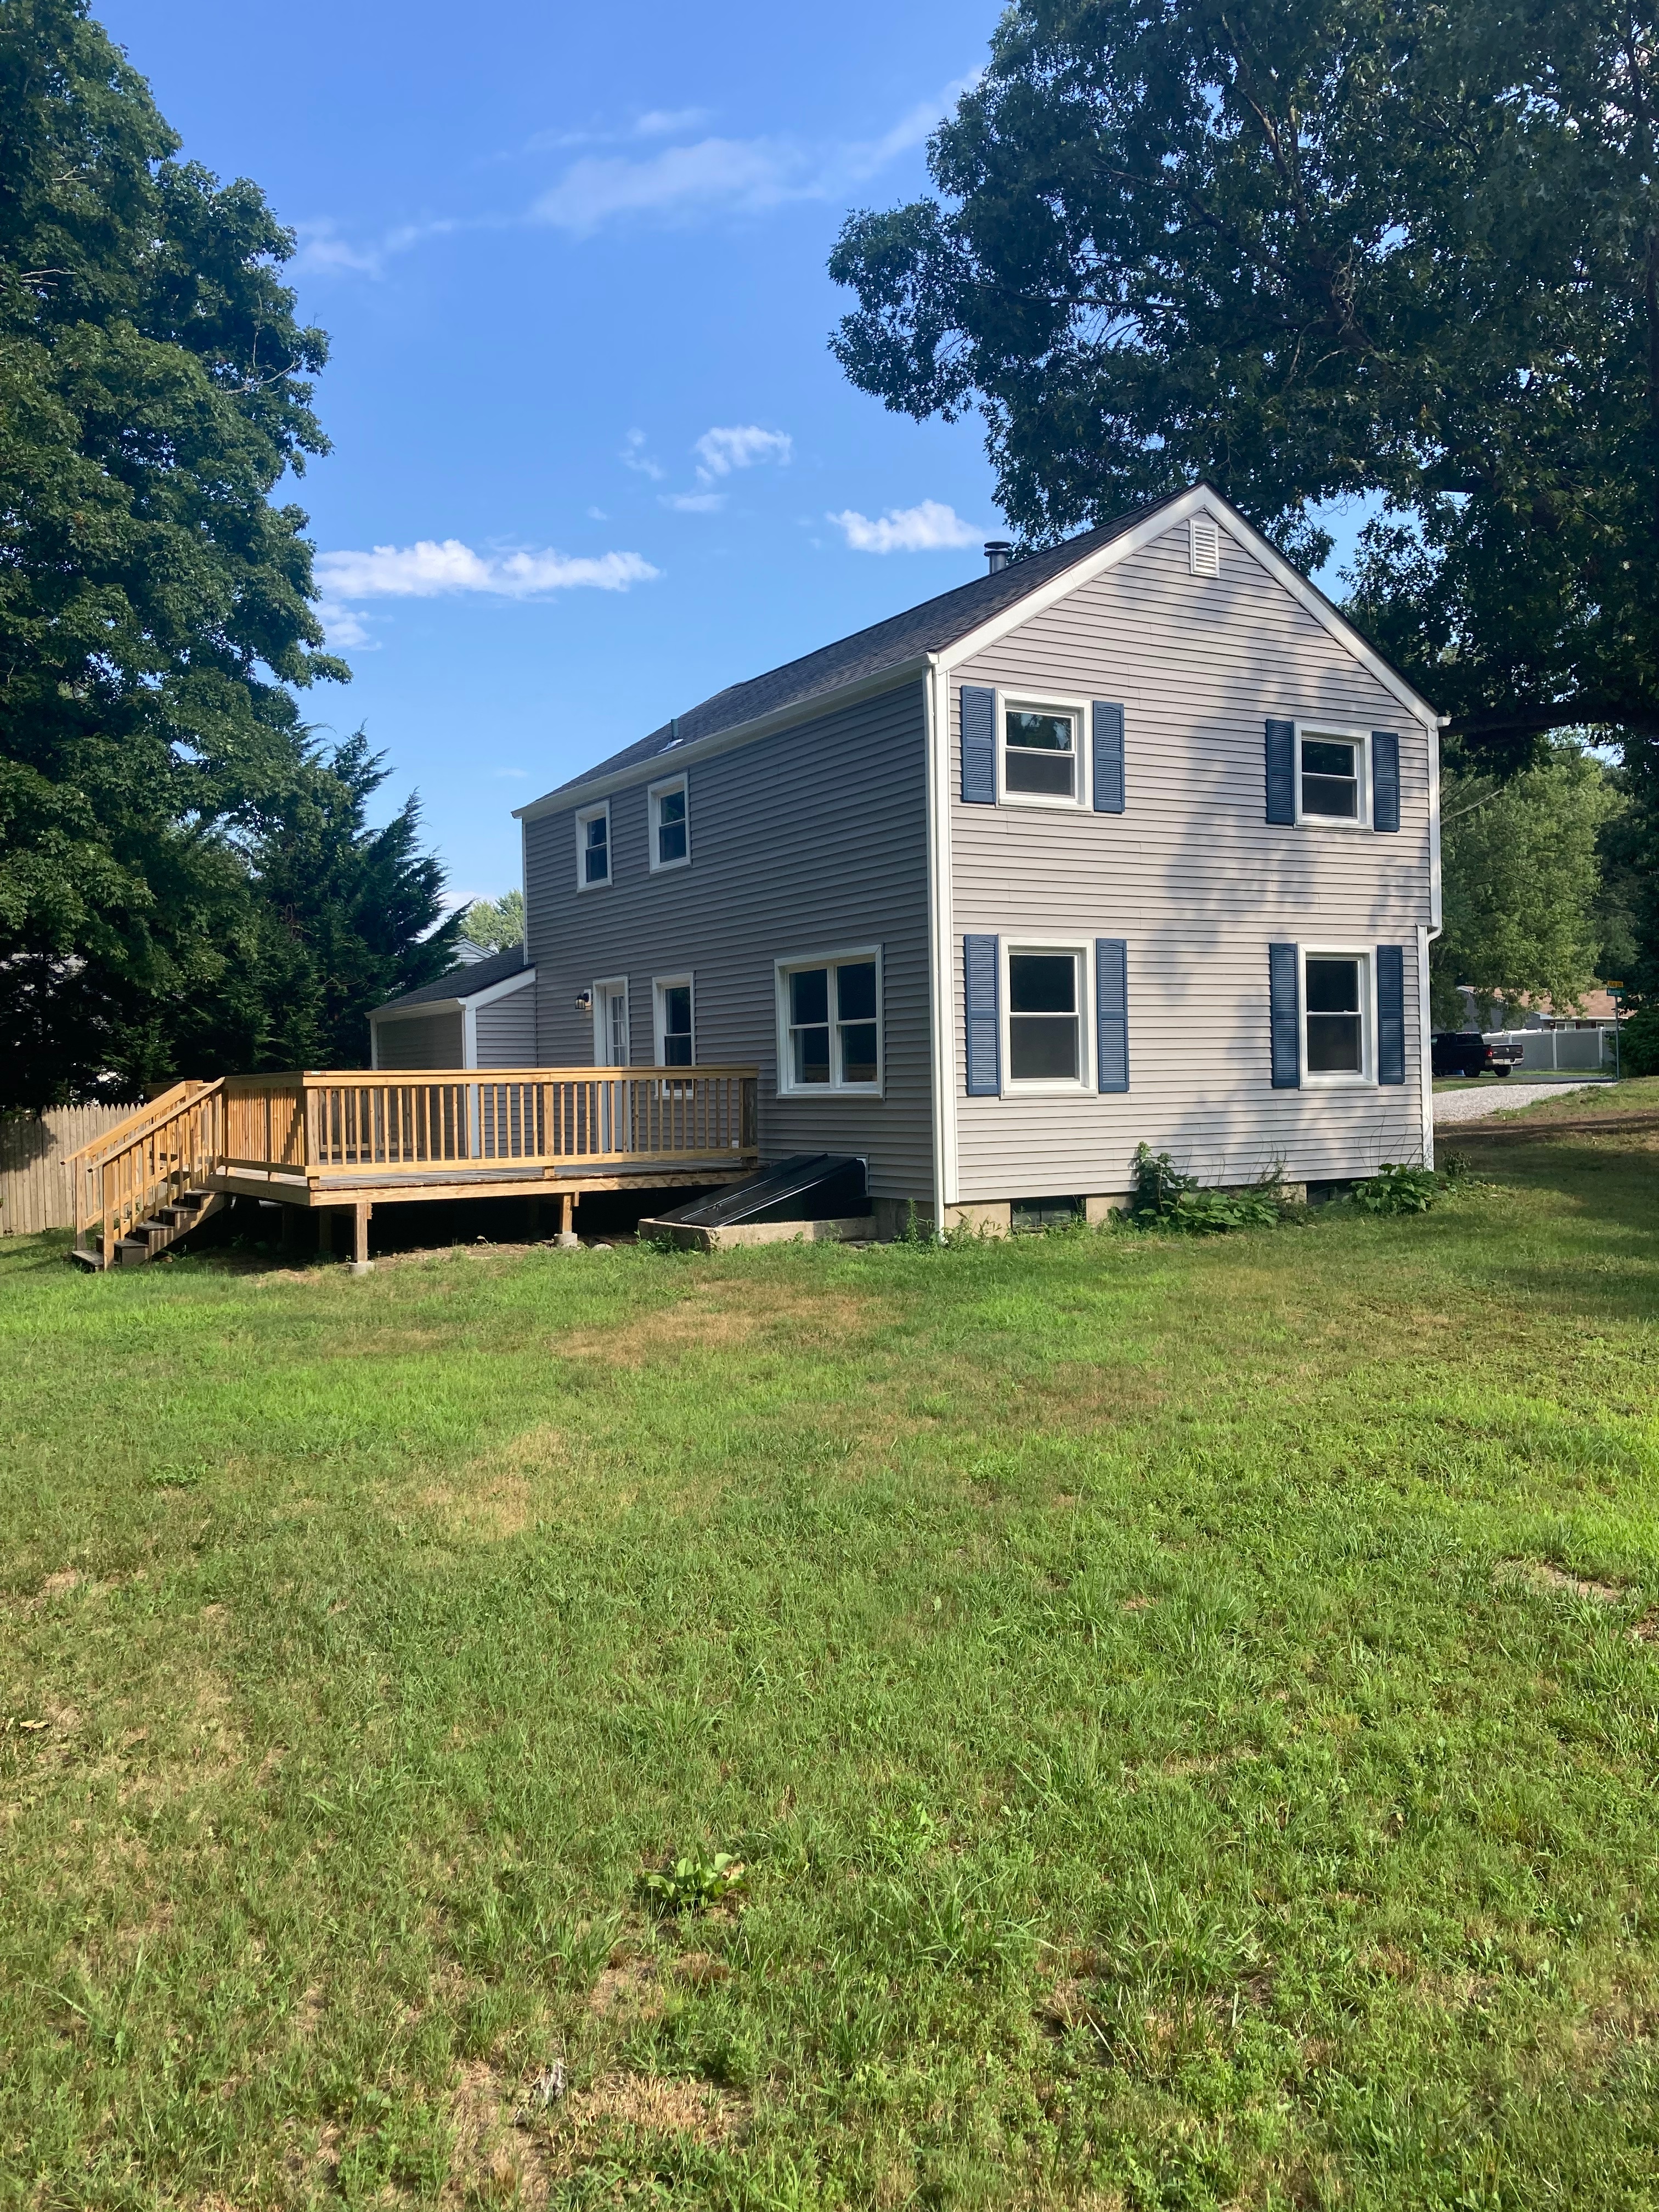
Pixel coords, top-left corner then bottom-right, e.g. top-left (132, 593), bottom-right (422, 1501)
top-left (1128, 1144), bottom-right (1290, 1234)
top-left (636, 1850), bottom-right (747, 1916)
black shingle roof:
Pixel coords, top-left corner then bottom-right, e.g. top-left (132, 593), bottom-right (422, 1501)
top-left (519, 494), bottom-right (1182, 811)
top-left (371, 941), bottom-right (531, 1017)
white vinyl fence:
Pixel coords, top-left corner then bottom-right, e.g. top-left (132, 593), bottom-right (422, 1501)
top-left (1484, 1027), bottom-right (1619, 1074)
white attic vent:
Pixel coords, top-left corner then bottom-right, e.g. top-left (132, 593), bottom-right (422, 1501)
top-left (1189, 515), bottom-right (1221, 577)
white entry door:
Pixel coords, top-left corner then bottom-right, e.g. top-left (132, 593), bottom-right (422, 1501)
top-left (593, 980), bottom-right (630, 1152)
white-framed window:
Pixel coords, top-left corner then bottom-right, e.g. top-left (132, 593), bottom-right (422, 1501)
top-left (592, 977), bottom-right (629, 1067)
top-left (1301, 947), bottom-right (1373, 1085)
top-left (775, 947), bottom-right (882, 1096)
top-left (1295, 724), bottom-right (1369, 827)
top-left (1000, 694), bottom-right (1090, 809)
top-left (648, 774), bottom-right (690, 872)
top-left (1003, 941), bottom-right (1092, 1091)
top-left (653, 974), bottom-right (694, 1068)
top-left (575, 800), bottom-right (612, 888)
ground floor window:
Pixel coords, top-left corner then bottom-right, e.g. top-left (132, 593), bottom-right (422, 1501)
top-left (1008, 947), bottom-right (1084, 1084)
top-left (1304, 951), bottom-right (1370, 1080)
top-left (1011, 1195), bottom-right (1082, 1233)
top-left (776, 949), bottom-right (882, 1094)
top-left (654, 975), bottom-right (694, 1067)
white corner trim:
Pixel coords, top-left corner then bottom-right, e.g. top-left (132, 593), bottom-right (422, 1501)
top-left (1417, 924), bottom-right (1436, 1171)
top-left (934, 484), bottom-right (1442, 729)
top-left (1427, 719), bottom-right (1443, 932)
top-left (924, 654), bottom-right (957, 1217)
top-left (515, 654), bottom-right (933, 822)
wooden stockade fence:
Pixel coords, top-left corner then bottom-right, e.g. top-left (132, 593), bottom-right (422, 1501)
top-left (0, 1104), bottom-right (148, 1235)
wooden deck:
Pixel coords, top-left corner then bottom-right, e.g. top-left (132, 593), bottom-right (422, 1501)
top-left (66, 1068), bottom-right (760, 1268)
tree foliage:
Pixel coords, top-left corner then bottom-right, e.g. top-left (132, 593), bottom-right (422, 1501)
top-left (830, 0), bottom-right (1659, 768)
top-left (0, 0), bottom-right (453, 1103)
top-left (459, 888), bottom-right (524, 952)
top-left (1432, 743), bottom-right (1622, 1025)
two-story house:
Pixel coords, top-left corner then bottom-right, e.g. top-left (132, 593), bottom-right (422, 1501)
top-left (511, 482), bottom-right (1442, 1235)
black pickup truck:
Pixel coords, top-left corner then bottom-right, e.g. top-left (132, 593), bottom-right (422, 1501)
top-left (1431, 1031), bottom-right (1525, 1079)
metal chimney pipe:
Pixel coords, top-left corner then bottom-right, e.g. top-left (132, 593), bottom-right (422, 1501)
top-left (984, 540), bottom-right (1013, 574)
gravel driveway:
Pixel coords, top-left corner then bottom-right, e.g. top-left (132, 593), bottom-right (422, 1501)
top-left (1432, 1080), bottom-right (1601, 1124)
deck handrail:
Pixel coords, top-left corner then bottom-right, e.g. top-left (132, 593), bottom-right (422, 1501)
top-left (62, 1080), bottom-right (217, 1170)
top-left (72, 1081), bottom-right (227, 1267)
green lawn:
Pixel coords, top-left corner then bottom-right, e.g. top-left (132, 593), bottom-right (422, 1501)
top-left (3, 1136), bottom-right (1659, 2210)
top-left (1474, 1075), bottom-right (1659, 1122)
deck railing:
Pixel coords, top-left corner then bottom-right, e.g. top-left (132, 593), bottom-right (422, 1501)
top-left (66, 1066), bottom-right (759, 1259)
top-left (65, 1081), bottom-right (227, 1267)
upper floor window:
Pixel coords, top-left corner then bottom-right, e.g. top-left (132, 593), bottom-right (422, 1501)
top-left (654, 975), bottom-right (694, 1067)
top-left (575, 800), bottom-right (611, 889)
top-left (1297, 726), bottom-right (1369, 826)
top-left (1002, 699), bottom-right (1085, 806)
top-left (776, 949), bottom-right (882, 1094)
top-left (649, 774), bottom-right (690, 872)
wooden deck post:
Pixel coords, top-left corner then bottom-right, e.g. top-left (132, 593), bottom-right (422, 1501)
top-left (351, 1200), bottom-right (373, 1275)
top-left (557, 1190), bottom-right (578, 1248)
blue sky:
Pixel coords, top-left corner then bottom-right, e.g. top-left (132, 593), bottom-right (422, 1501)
top-left (102, 1), bottom-right (1370, 911)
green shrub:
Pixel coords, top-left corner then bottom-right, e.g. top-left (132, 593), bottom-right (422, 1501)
top-left (1128, 1144), bottom-right (1288, 1233)
top-left (1350, 1163), bottom-right (1442, 1215)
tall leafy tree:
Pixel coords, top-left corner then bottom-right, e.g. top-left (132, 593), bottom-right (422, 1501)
top-left (1432, 744), bottom-right (1622, 1024)
top-left (459, 889), bottom-right (524, 952)
top-left (0, 0), bottom-right (345, 1104)
top-left (828, 0), bottom-right (1659, 768)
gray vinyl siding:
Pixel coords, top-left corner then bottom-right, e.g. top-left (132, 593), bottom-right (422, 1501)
top-left (949, 517), bottom-right (1433, 1198)
top-left (524, 681), bottom-right (933, 1200)
top-left (373, 1009), bottom-right (465, 1069)
top-left (475, 979), bottom-right (537, 1067)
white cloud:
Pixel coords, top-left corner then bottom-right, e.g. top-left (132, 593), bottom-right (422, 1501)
top-left (317, 539), bottom-right (658, 600)
top-left (827, 499), bottom-right (981, 554)
top-left (620, 428), bottom-right (665, 481)
top-left (693, 425), bottom-right (793, 482)
top-left (586, 505), bottom-right (609, 520)
top-left (634, 107), bottom-right (713, 137)
top-left (315, 537), bottom-right (659, 646)
top-left (661, 490), bottom-right (727, 513)
top-left (532, 135), bottom-right (809, 234)
top-left (493, 768), bottom-right (529, 779)
top-left (291, 215), bottom-right (462, 280)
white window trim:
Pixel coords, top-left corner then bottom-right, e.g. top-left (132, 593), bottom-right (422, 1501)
top-left (1293, 721), bottom-right (1370, 831)
top-left (647, 772), bottom-right (691, 874)
top-left (1300, 945), bottom-right (1375, 1089)
top-left (1001, 939), bottom-right (1094, 1095)
top-left (592, 975), bottom-right (629, 1066)
top-left (997, 690), bottom-right (1092, 811)
top-left (575, 799), bottom-right (612, 890)
top-left (652, 972), bottom-right (696, 1067)
top-left (774, 944), bottom-right (885, 1098)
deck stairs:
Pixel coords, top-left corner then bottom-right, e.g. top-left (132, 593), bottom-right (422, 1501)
top-left (72, 1187), bottom-right (224, 1271)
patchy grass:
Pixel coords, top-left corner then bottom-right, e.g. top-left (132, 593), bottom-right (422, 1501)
top-left (3, 1136), bottom-right (1659, 2209)
top-left (1480, 1074), bottom-right (1659, 1121)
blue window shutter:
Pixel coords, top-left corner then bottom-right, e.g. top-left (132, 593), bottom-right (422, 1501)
top-left (1266, 720), bottom-right (1295, 824)
top-left (1269, 943), bottom-right (1300, 1087)
top-left (963, 935), bottom-right (1001, 1094)
top-left (961, 686), bottom-right (996, 804)
top-left (1372, 731), bottom-right (1401, 832)
top-left (1092, 702), bottom-right (1125, 814)
top-left (1377, 945), bottom-right (1406, 1083)
top-left (1096, 939), bottom-right (1128, 1092)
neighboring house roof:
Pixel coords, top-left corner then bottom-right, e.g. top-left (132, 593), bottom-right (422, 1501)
top-left (370, 942), bottom-right (531, 1019)
top-left (516, 482), bottom-right (1440, 822)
